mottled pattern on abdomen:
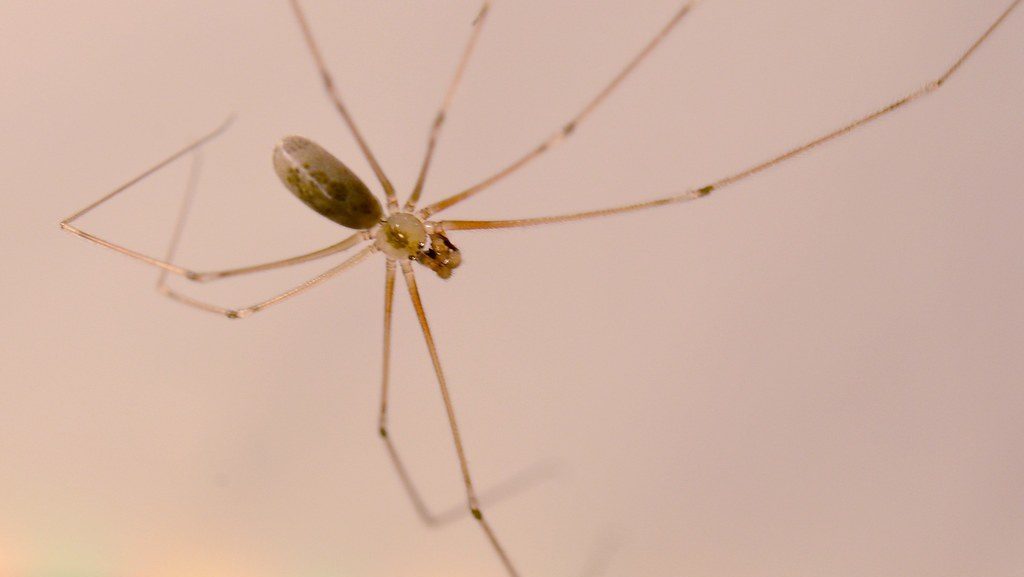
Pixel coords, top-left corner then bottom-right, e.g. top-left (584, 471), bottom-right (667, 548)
top-left (273, 136), bottom-right (383, 230)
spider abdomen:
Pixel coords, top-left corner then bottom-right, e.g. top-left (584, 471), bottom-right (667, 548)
top-left (273, 136), bottom-right (382, 229)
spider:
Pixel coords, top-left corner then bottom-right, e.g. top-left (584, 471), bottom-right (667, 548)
top-left (59, 1), bottom-right (1022, 575)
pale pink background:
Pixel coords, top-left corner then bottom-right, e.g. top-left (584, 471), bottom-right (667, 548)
top-left (2, 1), bottom-right (1023, 576)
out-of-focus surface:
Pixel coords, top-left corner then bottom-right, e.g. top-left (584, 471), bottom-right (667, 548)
top-left (2, 1), bottom-right (1023, 576)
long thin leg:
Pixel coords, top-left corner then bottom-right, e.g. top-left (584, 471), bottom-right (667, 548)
top-left (379, 259), bottom-right (397, 437)
top-left (289, 0), bottom-right (399, 209)
top-left (404, 2), bottom-right (492, 212)
top-left (61, 116), bottom-right (230, 278)
top-left (158, 245), bottom-right (376, 319)
top-left (437, 0), bottom-right (1022, 231)
top-left (377, 258), bottom-right (441, 524)
top-left (192, 232), bottom-right (370, 282)
top-left (155, 148), bottom-right (206, 291)
top-left (400, 261), bottom-right (520, 577)
top-left (419, 0), bottom-right (699, 218)
top-left (60, 118), bottom-right (370, 282)
top-left (380, 259), bottom-right (556, 527)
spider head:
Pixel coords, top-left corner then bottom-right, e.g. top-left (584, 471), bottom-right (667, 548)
top-left (416, 229), bottom-right (462, 279)
top-left (375, 213), bottom-right (462, 279)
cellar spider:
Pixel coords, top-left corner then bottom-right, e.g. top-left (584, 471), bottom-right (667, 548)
top-left (58, 1), bottom-right (1022, 575)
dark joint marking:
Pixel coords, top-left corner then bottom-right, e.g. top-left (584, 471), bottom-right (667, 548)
top-left (225, 310), bottom-right (240, 319)
top-left (563, 121), bottom-right (577, 136)
top-left (697, 185), bottom-right (714, 196)
top-left (473, 4), bottom-right (489, 25)
top-left (886, 98), bottom-right (909, 113)
top-left (471, 508), bottom-right (483, 520)
top-left (379, 427), bottom-right (388, 438)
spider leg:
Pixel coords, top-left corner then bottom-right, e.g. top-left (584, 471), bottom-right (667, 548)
top-left (437, 0), bottom-right (1022, 231)
top-left (377, 257), bottom-right (443, 525)
top-left (380, 256), bottom-right (559, 527)
top-left (404, 2), bottom-right (492, 212)
top-left (155, 146), bottom-right (206, 289)
top-left (159, 245), bottom-right (376, 319)
top-left (400, 260), bottom-right (520, 577)
top-left (60, 117), bottom-right (369, 282)
top-left (419, 0), bottom-right (699, 218)
top-left (289, 0), bottom-right (399, 210)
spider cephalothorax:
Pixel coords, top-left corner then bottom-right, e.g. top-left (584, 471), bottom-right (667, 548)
top-left (376, 213), bottom-right (462, 279)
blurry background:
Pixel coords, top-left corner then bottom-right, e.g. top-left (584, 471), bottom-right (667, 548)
top-left (2, 1), bottom-right (1022, 576)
